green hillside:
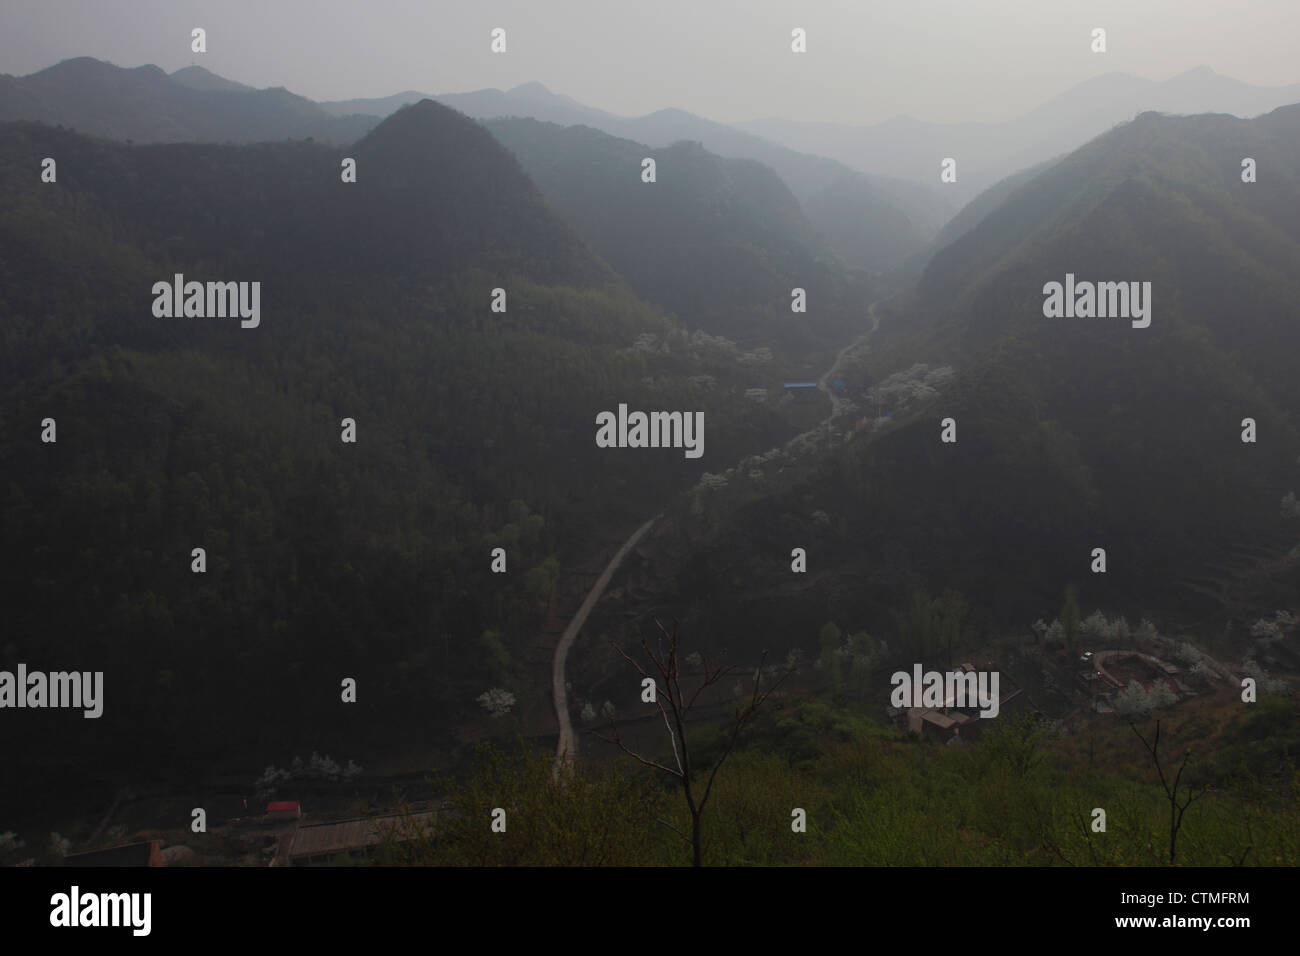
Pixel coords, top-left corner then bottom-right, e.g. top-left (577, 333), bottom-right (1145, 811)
top-left (632, 106), bottom-right (1300, 658)
top-left (0, 103), bottom-right (801, 820)
top-left (484, 117), bottom-right (871, 354)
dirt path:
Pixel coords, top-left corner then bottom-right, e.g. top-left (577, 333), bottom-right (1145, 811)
top-left (820, 307), bottom-right (874, 412)
top-left (818, 293), bottom-right (894, 419)
top-left (553, 516), bottom-right (658, 772)
top-left (550, 296), bottom-right (894, 774)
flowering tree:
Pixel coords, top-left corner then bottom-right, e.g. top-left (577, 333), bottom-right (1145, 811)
top-left (1249, 610), bottom-right (1294, 642)
top-left (254, 752), bottom-right (362, 800)
top-left (477, 687), bottom-right (516, 718)
top-left (1112, 680), bottom-right (1175, 719)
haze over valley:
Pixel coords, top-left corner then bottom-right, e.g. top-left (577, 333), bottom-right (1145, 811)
top-left (1, 2), bottom-right (1298, 872)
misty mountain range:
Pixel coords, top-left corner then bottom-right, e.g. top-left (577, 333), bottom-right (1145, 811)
top-left (7, 57), bottom-right (1300, 272)
top-left (318, 63), bottom-right (1300, 210)
top-left (2, 53), bottom-right (1298, 836)
top-left (740, 66), bottom-right (1300, 205)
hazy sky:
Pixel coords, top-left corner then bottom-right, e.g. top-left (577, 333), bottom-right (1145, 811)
top-left (2, 0), bottom-right (1297, 124)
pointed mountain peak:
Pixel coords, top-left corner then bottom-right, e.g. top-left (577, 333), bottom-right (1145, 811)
top-left (355, 98), bottom-right (511, 173)
top-left (362, 97), bottom-right (464, 135)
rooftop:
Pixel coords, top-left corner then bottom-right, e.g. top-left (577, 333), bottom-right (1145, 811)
top-left (281, 812), bottom-right (438, 861)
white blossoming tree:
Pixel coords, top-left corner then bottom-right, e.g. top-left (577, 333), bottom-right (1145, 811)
top-left (1112, 680), bottom-right (1175, 719)
top-left (477, 687), bottom-right (516, 718)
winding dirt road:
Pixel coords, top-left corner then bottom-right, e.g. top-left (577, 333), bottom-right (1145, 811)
top-left (553, 516), bottom-right (658, 770)
top-left (550, 295), bottom-right (895, 773)
top-left (817, 293), bottom-right (895, 421)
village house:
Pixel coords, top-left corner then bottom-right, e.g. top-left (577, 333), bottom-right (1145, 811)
top-left (63, 840), bottom-right (163, 867)
top-left (266, 800), bottom-right (302, 821)
top-left (274, 811), bottom-right (439, 866)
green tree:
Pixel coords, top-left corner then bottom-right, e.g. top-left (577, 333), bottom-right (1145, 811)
top-left (524, 555), bottom-right (561, 613)
top-left (937, 589), bottom-right (968, 668)
top-left (1060, 584), bottom-right (1081, 653)
top-left (844, 631), bottom-right (878, 701)
top-left (895, 587), bottom-right (939, 660)
top-left (983, 712), bottom-right (1044, 778)
top-left (818, 621), bottom-right (843, 694)
top-left (477, 629), bottom-right (512, 681)
top-left (383, 742), bottom-right (664, 866)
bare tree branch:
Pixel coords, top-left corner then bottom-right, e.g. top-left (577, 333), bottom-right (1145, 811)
top-left (654, 817), bottom-right (692, 845)
top-left (593, 726), bottom-right (681, 779)
top-left (1130, 719), bottom-right (1204, 864)
top-left (604, 619), bottom-right (786, 866)
top-left (701, 651), bottom-right (791, 810)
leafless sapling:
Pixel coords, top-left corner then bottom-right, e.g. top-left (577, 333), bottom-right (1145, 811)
top-left (1130, 719), bottom-right (1205, 864)
top-left (596, 617), bottom-right (790, 866)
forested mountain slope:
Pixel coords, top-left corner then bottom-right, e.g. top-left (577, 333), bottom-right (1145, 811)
top-left (636, 106), bottom-right (1300, 656)
top-left (0, 101), bottom-right (794, 818)
top-left (485, 117), bottom-right (871, 353)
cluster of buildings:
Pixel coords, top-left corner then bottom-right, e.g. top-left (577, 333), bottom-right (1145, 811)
top-left (271, 806), bottom-right (438, 866)
top-left (892, 662), bottom-right (1028, 743)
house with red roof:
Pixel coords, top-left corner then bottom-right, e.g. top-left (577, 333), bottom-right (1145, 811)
top-left (266, 801), bottom-right (302, 821)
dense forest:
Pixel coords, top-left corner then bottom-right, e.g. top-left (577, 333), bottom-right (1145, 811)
top-left (0, 102), bottom-right (857, 823)
top-left (621, 106), bottom-right (1300, 658)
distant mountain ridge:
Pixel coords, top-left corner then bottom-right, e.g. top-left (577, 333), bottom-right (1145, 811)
top-left (323, 68), bottom-right (1300, 265)
top-left (328, 81), bottom-right (954, 271)
top-left (7, 57), bottom-right (1298, 278)
top-left (0, 57), bottom-right (375, 143)
top-left (170, 65), bottom-right (254, 93)
top-left (738, 67), bottom-right (1300, 207)
top-left (0, 60), bottom-right (949, 271)
top-left (322, 81), bottom-right (619, 128)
